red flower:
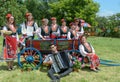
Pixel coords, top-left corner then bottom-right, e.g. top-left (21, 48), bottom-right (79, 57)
top-left (6, 13), bottom-right (12, 19)
top-left (25, 12), bottom-right (32, 18)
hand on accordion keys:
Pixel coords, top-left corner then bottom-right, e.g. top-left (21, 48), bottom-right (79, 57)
top-left (43, 57), bottom-right (53, 66)
top-left (43, 60), bottom-right (53, 66)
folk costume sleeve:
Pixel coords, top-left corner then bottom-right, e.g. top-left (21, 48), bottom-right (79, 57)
top-left (33, 22), bottom-right (39, 31)
top-left (43, 54), bottom-right (52, 63)
top-left (36, 28), bottom-right (44, 39)
top-left (21, 22), bottom-right (27, 35)
top-left (67, 31), bottom-right (71, 40)
top-left (3, 26), bottom-right (7, 31)
top-left (79, 44), bottom-right (89, 57)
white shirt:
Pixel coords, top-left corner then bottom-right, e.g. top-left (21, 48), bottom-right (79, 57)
top-left (35, 27), bottom-right (43, 39)
top-left (67, 30), bottom-right (77, 40)
top-left (21, 22), bottom-right (38, 36)
top-left (2, 26), bottom-right (19, 41)
top-left (76, 27), bottom-right (84, 39)
top-left (79, 43), bottom-right (95, 57)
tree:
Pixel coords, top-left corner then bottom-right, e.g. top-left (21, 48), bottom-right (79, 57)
top-left (0, 0), bottom-right (99, 27)
top-left (21, 0), bottom-right (99, 26)
top-left (48, 0), bottom-right (99, 25)
top-left (24, 0), bottom-right (50, 25)
top-left (0, 0), bottom-right (28, 26)
top-left (95, 16), bottom-right (108, 28)
top-left (95, 13), bottom-right (120, 37)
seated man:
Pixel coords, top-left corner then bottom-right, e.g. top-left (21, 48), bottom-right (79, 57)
top-left (43, 44), bottom-right (73, 82)
top-left (79, 35), bottom-right (100, 72)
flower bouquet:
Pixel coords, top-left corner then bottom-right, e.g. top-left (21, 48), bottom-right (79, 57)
top-left (72, 57), bottom-right (81, 72)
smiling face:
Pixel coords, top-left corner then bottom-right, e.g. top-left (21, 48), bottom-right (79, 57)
top-left (62, 21), bottom-right (66, 26)
top-left (81, 36), bottom-right (87, 44)
top-left (42, 19), bottom-right (49, 25)
top-left (27, 15), bottom-right (33, 21)
top-left (51, 19), bottom-right (57, 24)
top-left (75, 20), bottom-right (79, 25)
top-left (70, 24), bottom-right (76, 30)
top-left (8, 16), bottom-right (14, 24)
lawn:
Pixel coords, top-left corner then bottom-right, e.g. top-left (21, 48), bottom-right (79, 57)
top-left (0, 36), bottom-right (120, 82)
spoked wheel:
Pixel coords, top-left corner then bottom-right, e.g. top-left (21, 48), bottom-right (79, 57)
top-left (18, 47), bottom-right (42, 70)
top-left (67, 50), bottom-right (82, 61)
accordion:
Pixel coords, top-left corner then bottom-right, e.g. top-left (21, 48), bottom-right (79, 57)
top-left (50, 51), bottom-right (70, 73)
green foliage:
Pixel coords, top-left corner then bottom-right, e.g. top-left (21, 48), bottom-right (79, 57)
top-left (49, 0), bottom-right (99, 25)
top-left (0, 0), bottom-right (28, 26)
top-left (24, 0), bottom-right (51, 25)
top-left (73, 60), bottom-right (81, 69)
top-left (95, 13), bottom-right (120, 38)
top-left (0, 0), bottom-right (99, 27)
top-left (22, 63), bottom-right (34, 71)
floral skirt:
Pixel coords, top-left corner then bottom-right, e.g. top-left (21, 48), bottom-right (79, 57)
top-left (3, 36), bottom-right (17, 60)
top-left (88, 54), bottom-right (100, 69)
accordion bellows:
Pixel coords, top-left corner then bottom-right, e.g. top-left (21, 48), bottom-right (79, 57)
top-left (50, 51), bottom-right (70, 73)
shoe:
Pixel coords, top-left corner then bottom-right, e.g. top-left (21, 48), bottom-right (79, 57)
top-left (91, 69), bottom-right (98, 73)
top-left (10, 66), bottom-right (16, 70)
top-left (96, 68), bottom-right (100, 71)
top-left (55, 75), bottom-right (60, 82)
top-left (55, 75), bottom-right (60, 80)
top-left (8, 68), bottom-right (12, 71)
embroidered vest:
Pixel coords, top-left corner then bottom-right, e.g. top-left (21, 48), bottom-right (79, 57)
top-left (83, 43), bottom-right (92, 53)
top-left (41, 26), bottom-right (50, 36)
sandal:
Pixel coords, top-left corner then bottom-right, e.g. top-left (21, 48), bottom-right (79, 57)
top-left (91, 68), bottom-right (98, 72)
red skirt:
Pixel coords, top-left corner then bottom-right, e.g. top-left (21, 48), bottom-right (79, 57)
top-left (50, 34), bottom-right (57, 39)
top-left (60, 36), bottom-right (67, 39)
top-left (3, 36), bottom-right (17, 60)
top-left (88, 54), bottom-right (100, 69)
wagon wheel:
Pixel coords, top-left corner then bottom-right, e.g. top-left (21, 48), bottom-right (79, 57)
top-left (18, 47), bottom-right (42, 70)
top-left (67, 50), bottom-right (82, 61)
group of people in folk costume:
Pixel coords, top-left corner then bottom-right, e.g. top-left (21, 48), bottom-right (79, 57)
top-left (35, 17), bottom-right (84, 40)
top-left (1, 12), bottom-right (100, 81)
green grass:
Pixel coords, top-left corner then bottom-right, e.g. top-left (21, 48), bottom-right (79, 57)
top-left (0, 36), bottom-right (120, 82)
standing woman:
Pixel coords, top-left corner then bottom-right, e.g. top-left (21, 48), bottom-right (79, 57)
top-left (74, 18), bottom-right (80, 31)
top-left (67, 22), bottom-right (77, 40)
top-left (36, 18), bottom-right (50, 40)
top-left (59, 19), bottom-right (69, 39)
top-left (74, 18), bottom-right (84, 39)
top-left (21, 12), bottom-right (38, 40)
top-left (2, 13), bottom-right (17, 70)
top-left (50, 17), bottom-right (60, 39)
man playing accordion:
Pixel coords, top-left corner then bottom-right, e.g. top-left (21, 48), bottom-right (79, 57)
top-left (43, 44), bottom-right (73, 82)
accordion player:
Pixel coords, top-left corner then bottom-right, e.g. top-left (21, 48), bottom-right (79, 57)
top-left (45, 51), bottom-right (72, 73)
top-left (43, 44), bottom-right (73, 81)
